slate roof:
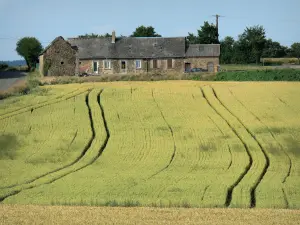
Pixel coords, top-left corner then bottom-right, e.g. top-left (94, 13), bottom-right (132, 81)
top-left (186, 44), bottom-right (220, 57)
top-left (41, 36), bottom-right (76, 55)
top-left (67, 37), bottom-right (186, 59)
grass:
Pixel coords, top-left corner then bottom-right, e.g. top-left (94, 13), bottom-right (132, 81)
top-left (0, 81), bottom-right (299, 210)
top-left (1, 204), bottom-right (300, 225)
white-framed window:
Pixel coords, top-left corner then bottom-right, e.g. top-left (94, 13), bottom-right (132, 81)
top-left (135, 60), bottom-right (142, 69)
top-left (104, 60), bottom-right (111, 69)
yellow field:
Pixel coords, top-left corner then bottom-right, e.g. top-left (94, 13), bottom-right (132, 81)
top-left (1, 204), bottom-right (300, 225)
top-left (0, 81), bottom-right (299, 210)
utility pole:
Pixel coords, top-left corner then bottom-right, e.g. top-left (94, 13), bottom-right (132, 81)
top-left (212, 14), bottom-right (224, 42)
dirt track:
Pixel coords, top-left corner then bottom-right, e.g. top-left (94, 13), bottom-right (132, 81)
top-left (0, 71), bottom-right (26, 91)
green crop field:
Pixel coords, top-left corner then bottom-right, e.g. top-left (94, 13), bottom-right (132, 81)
top-left (0, 81), bottom-right (300, 210)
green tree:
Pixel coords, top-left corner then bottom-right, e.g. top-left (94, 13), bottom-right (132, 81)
top-left (290, 43), bottom-right (300, 64)
top-left (240, 25), bottom-right (266, 64)
top-left (198, 21), bottom-right (219, 44)
top-left (131, 26), bottom-right (161, 37)
top-left (78, 33), bottom-right (112, 38)
top-left (220, 36), bottom-right (235, 64)
top-left (262, 39), bottom-right (287, 58)
top-left (16, 37), bottom-right (43, 71)
top-left (186, 33), bottom-right (199, 44)
top-left (187, 21), bottom-right (219, 44)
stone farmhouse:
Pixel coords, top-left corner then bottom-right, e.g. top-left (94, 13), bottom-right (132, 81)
top-left (39, 31), bottom-right (220, 76)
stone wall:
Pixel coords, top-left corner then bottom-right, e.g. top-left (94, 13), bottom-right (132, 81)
top-left (78, 58), bottom-right (186, 75)
top-left (184, 57), bottom-right (219, 72)
top-left (42, 37), bottom-right (76, 76)
top-left (77, 57), bottom-right (219, 75)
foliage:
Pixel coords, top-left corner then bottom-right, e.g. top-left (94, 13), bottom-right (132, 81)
top-left (0, 71), bottom-right (42, 100)
top-left (187, 21), bottom-right (219, 44)
top-left (262, 39), bottom-right (287, 58)
top-left (238, 25), bottom-right (266, 64)
top-left (78, 33), bottom-right (112, 38)
top-left (215, 69), bottom-right (300, 81)
top-left (131, 25), bottom-right (161, 37)
top-left (220, 36), bottom-right (235, 64)
top-left (290, 43), bottom-right (300, 64)
top-left (16, 37), bottom-right (43, 71)
top-left (0, 63), bottom-right (9, 71)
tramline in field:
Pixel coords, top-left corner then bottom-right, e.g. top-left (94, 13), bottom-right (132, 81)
top-left (0, 81), bottom-right (299, 209)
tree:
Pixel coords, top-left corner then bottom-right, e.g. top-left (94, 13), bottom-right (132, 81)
top-left (220, 36), bottom-right (235, 64)
top-left (198, 21), bottom-right (219, 44)
top-left (262, 39), bottom-right (287, 58)
top-left (131, 26), bottom-right (161, 37)
top-left (78, 33), bottom-right (112, 38)
top-left (187, 21), bottom-right (219, 44)
top-left (186, 32), bottom-right (200, 44)
top-left (240, 25), bottom-right (266, 64)
top-left (290, 43), bottom-right (300, 64)
top-left (16, 37), bottom-right (43, 71)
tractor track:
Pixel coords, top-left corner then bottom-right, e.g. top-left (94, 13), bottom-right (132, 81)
top-left (0, 89), bottom-right (110, 202)
top-left (210, 86), bottom-right (270, 208)
top-left (200, 87), bottom-right (253, 207)
top-left (228, 88), bottom-right (291, 207)
top-left (0, 89), bottom-right (88, 121)
top-left (228, 88), bottom-right (292, 184)
top-left (147, 89), bottom-right (176, 179)
top-left (207, 115), bottom-right (232, 170)
top-left (0, 91), bottom-right (95, 190)
top-left (0, 89), bottom-right (79, 117)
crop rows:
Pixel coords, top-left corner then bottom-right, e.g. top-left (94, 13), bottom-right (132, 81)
top-left (0, 82), bottom-right (299, 208)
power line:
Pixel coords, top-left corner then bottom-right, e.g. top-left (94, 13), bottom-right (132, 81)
top-left (0, 37), bottom-right (51, 44)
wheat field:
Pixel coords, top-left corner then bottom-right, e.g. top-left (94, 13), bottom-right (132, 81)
top-left (0, 81), bottom-right (299, 211)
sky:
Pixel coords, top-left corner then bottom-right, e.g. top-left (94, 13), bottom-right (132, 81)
top-left (0, 0), bottom-right (299, 60)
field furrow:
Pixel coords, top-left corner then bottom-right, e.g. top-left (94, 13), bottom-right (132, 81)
top-left (201, 85), bottom-right (268, 208)
top-left (0, 88), bottom-right (80, 117)
top-left (0, 89), bottom-right (108, 202)
top-left (219, 83), bottom-right (300, 208)
top-left (0, 88), bottom-right (88, 121)
top-left (0, 81), bottom-right (299, 209)
top-left (148, 89), bottom-right (176, 178)
top-left (0, 94), bottom-right (89, 188)
top-left (225, 86), bottom-right (291, 208)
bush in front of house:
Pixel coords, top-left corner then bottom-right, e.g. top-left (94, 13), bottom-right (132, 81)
top-left (214, 69), bottom-right (300, 81)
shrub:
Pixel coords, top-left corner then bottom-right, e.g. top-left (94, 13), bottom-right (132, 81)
top-left (0, 63), bottom-right (9, 71)
top-left (215, 69), bottom-right (300, 81)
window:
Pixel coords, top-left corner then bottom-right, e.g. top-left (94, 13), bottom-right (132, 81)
top-left (121, 61), bottom-right (126, 69)
top-left (60, 61), bottom-right (64, 65)
top-left (135, 60), bottom-right (141, 69)
top-left (104, 60), bottom-right (111, 69)
top-left (153, 59), bottom-right (157, 69)
top-left (167, 59), bottom-right (173, 69)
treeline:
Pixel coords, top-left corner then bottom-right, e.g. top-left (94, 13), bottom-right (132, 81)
top-left (185, 22), bottom-right (300, 65)
top-left (220, 26), bottom-right (300, 65)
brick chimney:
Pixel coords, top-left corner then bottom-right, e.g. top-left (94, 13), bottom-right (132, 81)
top-left (112, 30), bottom-right (116, 43)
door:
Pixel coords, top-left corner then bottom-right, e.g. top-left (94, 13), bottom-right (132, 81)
top-left (185, 63), bottom-right (191, 72)
top-left (93, 61), bottom-right (98, 74)
top-left (207, 62), bottom-right (214, 72)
